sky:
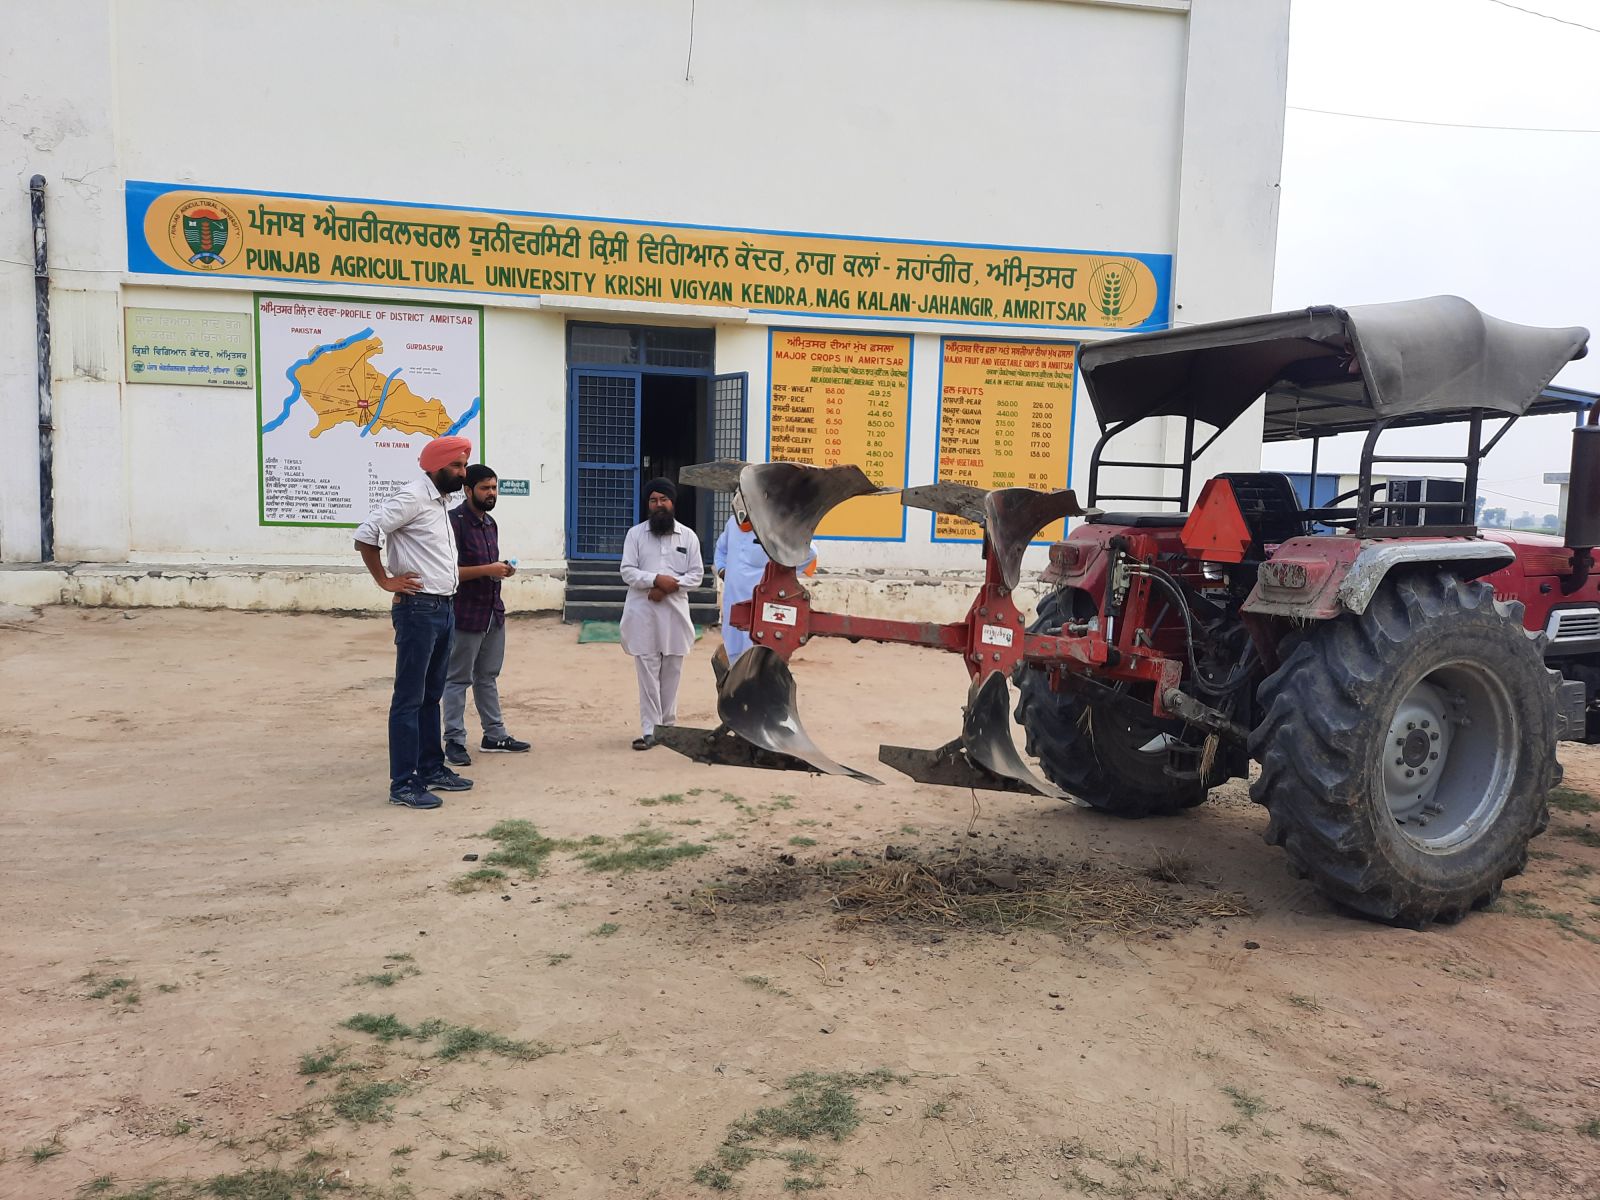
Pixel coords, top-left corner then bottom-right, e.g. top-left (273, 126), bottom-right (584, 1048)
top-left (1263, 0), bottom-right (1600, 519)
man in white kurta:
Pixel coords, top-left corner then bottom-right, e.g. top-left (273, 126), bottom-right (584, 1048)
top-left (619, 478), bottom-right (704, 749)
top-left (714, 504), bottom-right (817, 662)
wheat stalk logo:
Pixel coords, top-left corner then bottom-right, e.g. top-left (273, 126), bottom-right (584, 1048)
top-left (1089, 260), bottom-right (1139, 326)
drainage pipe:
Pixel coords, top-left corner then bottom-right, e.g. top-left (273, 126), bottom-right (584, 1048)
top-left (31, 174), bottom-right (53, 562)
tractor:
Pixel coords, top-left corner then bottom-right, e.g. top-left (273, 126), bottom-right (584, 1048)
top-left (657, 296), bottom-right (1595, 927)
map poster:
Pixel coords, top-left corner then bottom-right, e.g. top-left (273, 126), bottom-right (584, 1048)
top-left (934, 338), bottom-right (1077, 542)
top-left (255, 294), bottom-right (483, 527)
top-left (125, 307), bottom-right (253, 387)
top-left (767, 331), bottom-right (911, 540)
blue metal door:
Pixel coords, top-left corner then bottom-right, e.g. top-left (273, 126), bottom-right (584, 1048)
top-left (708, 371), bottom-right (748, 534)
top-left (569, 369), bottom-right (641, 559)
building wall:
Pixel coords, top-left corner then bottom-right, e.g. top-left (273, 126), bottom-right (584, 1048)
top-left (0, 0), bottom-right (1291, 602)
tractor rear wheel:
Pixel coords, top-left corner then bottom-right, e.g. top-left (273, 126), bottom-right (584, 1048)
top-left (1250, 570), bottom-right (1555, 927)
top-left (1015, 591), bottom-right (1212, 818)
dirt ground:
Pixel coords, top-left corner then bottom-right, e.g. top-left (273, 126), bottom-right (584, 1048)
top-left (3, 607), bottom-right (1599, 1200)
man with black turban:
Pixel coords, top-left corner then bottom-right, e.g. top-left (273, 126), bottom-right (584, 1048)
top-left (618, 477), bottom-right (703, 749)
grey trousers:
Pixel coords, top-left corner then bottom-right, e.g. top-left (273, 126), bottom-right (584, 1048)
top-left (443, 619), bottom-right (508, 745)
top-left (633, 652), bottom-right (684, 737)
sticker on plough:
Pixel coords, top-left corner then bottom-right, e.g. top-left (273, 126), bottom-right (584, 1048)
top-left (980, 625), bottom-right (1015, 647)
top-left (761, 603), bottom-right (799, 627)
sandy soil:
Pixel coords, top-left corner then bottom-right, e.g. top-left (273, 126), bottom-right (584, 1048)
top-left (2, 606), bottom-right (1599, 1200)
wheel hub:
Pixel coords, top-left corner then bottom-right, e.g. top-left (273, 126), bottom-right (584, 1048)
top-left (1381, 665), bottom-right (1516, 853)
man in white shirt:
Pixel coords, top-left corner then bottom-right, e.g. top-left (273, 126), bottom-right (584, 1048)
top-left (619, 477), bottom-right (703, 750)
top-left (714, 487), bottom-right (817, 663)
top-left (354, 435), bottom-right (477, 809)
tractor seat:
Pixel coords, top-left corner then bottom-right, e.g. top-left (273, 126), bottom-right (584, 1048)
top-left (1085, 512), bottom-right (1190, 528)
top-left (1214, 471), bottom-right (1308, 545)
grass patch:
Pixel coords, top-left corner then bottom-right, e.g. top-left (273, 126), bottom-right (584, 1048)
top-left (80, 1176), bottom-right (116, 1194)
top-left (546, 953), bottom-right (572, 966)
top-left (341, 1011), bottom-right (552, 1062)
top-left (592, 923), bottom-right (620, 937)
top-left (740, 975), bottom-right (791, 997)
top-left (30, 1137), bottom-right (64, 1164)
top-left (693, 1069), bottom-right (903, 1191)
top-left (788, 836), bottom-right (818, 848)
top-left (1338, 1075), bottom-right (1380, 1090)
top-left (1490, 1088), bottom-right (1558, 1132)
top-left (331, 1079), bottom-right (405, 1123)
top-left (575, 832), bottom-right (710, 873)
top-left (898, 824), bottom-right (920, 835)
top-left (1553, 825), bottom-right (1600, 849)
top-left (638, 793), bottom-right (687, 806)
top-left (83, 975), bottom-right (138, 1001)
top-left (101, 1167), bottom-right (369, 1198)
top-left (1549, 787), bottom-right (1600, 815)
top-left (1492, 891), bottom-right (1600, 944)
top-left (354, 964), bottom-right (421, 988)
top-left (297, 1046), bottom-right (347, 1077)
top-left (465, 1145), bottom-right (508, 1165)
top-left (1299, 1121), bottom-right (1343, 1140)
top-left (341, 1012), bottom-right (416, 1042)
top-left (1578, 1116), bottom-right (1600, 1138)
top-left (1221, 1085), bottom-right (1267, 1119)
top-left (1144, 849), bottom-right (1197, 884)
top-left (1286, 993), bottom-right (1322, 1012)
top-left (435, 1024), bottom-right (553, 1062)
top-left (482, 818), bottom-right (558, 875)
top-left (449, 867), bottom-right (508, 894)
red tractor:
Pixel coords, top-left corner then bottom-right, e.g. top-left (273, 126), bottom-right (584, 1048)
top-left (659, 297), bottom-right (1594, 927)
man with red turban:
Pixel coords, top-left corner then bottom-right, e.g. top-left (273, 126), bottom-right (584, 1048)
top-left (354, 435), bottom-right (478, 809)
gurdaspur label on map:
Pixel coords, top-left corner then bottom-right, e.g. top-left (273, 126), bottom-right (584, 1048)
top-left (126, 181), bottom-right (1172, 333)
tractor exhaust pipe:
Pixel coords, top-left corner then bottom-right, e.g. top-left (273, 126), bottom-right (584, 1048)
top-left (1563, 406), bottom-right (1600, 594)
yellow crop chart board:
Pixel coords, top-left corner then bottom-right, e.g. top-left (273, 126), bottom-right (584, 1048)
top-left (767, 331), bottom-right (911, 540)
top-left (935, 339), bottom-right (1077, 542)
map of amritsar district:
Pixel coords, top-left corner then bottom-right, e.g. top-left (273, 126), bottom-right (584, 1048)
top-left (294, 334), bottom-right (458, 439)
top-left (256, 296), bottom-right (483, 527)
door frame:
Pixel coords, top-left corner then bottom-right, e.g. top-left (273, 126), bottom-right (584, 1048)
top-left (565, 359), bottom-right (717, 560)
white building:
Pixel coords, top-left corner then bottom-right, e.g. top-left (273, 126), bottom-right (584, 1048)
top-left (0, 0), bottom-right (1290, 615)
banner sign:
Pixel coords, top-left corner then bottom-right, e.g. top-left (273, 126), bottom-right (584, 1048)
top-left (767, 331), bottom-right (912, 540)
top-left (125, 307), bottom-right (253, 387)
top-left (127, 181), bottom-right (1171, 332)
top-left (255, 294), bottom-right (483, 528)
top-left (935, 338), bottom-right (1078, 542)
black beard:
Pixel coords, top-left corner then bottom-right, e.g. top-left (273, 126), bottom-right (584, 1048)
top-left (648, 509), bottom-right (675, 534)
top-left (476, 495), bottom-right (496, 511)
top-left (432, 469), bottom-right (465, 494)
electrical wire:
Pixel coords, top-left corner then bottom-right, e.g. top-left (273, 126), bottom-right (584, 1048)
top-left (1288, 105), bottom-right (1600, 134)
top-left (1481, 0), bottom-right (1600, 34)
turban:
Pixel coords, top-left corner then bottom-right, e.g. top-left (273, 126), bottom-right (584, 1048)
top-left (419, 435), bottom-right (472, 471)
top-left (643, 477), bottom-right (677, 502)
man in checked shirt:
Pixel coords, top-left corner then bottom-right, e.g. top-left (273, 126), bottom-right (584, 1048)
top-left (354, 435), bottom-right (478, 810)
top-left (443, 464), bottom-right (532, 766)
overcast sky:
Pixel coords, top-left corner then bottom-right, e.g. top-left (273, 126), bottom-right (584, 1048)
top-left (1263, 0), bottom-right (1600, 518)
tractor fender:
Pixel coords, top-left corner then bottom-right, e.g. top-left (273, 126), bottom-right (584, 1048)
top-left (1243, 537), bottom-right (1514, 620)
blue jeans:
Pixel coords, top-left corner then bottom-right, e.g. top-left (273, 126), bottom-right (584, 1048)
top-left (389, 594), bottom-right (455, 790)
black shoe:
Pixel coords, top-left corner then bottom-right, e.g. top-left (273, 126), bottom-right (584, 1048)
top-left (423, 767), bottom-right (474, 792)
top-left (388, 782), bottom-right (443, 809)
top-left (445, 740), bottom-right (473, 767)
top-left (631, 735), bottom-right (655, 751)
top-left (482, 734), bottom-right (531, 754)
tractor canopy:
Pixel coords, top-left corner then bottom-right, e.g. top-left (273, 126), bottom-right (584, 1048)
top-left (1078, 295), bottom-right (1590, 442)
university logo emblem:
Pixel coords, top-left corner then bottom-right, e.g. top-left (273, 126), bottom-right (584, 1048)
top-left (1089, 259), bottom-right (1140, 327)
top-left (168, 197), bottom-right (242, 271)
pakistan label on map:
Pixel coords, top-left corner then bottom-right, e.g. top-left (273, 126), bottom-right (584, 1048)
top-left (256, 295), bottom-right (483, 526)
